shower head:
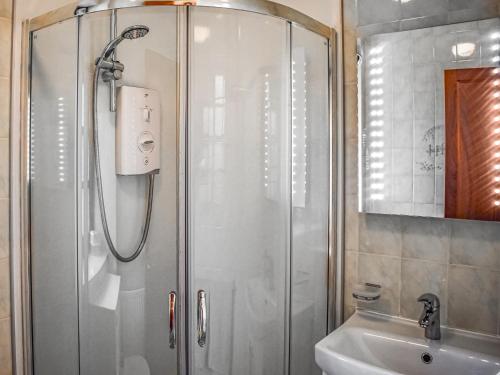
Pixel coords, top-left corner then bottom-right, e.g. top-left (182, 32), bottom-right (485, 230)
top-left (121, 25), bottom-right (149, 40)
top-left (98, 25), bottom-right (150, 62)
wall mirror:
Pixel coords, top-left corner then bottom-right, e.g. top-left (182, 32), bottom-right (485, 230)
top-left (359, 17), bottom-right (500, 221)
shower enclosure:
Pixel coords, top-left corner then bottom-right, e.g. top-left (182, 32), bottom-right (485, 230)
top-left (17, 1), bottom-right (336, 374)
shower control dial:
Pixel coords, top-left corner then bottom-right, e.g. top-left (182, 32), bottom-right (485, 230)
top-left (116, 86), bottom-right (161, 175)
top-left (138, 132), bottom-right (155, 153)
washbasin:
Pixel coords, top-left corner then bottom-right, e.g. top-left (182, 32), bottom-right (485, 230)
top-left (316, 310), bottom-right (500, 375)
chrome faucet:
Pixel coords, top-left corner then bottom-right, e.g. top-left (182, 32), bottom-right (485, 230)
top-left (417, 293), bottom-right (441, 340)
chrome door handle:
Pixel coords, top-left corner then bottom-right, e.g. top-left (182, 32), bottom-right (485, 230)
top-left (169, 291), bottom-right (176, 349)
top-left (197, 290), bottom-right (207, 347)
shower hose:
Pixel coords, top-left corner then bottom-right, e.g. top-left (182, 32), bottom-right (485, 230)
top-left (92, 64), bottom-right (155, 262)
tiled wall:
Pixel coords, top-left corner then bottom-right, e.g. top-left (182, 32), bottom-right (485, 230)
top-left (360, 19), bottom-right (500, 217)
top-left (343, 0), bottom-right (500, 336)
top-left (0, 0), bottom-right (10, 373)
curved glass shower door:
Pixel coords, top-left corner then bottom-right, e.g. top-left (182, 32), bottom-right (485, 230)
top-left (28, 4), bottom-right (331, 375)
top-left (77, 7), bottom-right (179, 375)
top-left (188, 7), bottom-right (290, 375)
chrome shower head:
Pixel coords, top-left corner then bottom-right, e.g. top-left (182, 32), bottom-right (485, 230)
top-left (121, 25), bottom-right (149, 40)
top-left (98, 25), bottom-right (150, 62)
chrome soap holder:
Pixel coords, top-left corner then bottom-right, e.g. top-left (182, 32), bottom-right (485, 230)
top-left (352, 283), bottom-right (382, 303)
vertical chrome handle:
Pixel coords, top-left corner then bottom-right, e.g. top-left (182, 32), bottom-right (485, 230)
top-left (168, 291), bottom-right (177, 349)
top-left (197, 290), bottom-right (207, 347)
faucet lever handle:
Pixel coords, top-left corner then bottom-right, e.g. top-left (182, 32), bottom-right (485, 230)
top-left (417, 293), bottom-right (440, 310)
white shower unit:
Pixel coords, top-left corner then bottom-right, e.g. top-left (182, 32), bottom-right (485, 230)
top-left (20, 1), bottom-right (337, 375)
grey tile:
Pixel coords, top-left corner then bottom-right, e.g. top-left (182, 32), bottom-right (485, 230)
top-left (414, 175), bottom-right (435, 204)
top-left (435, 176), bottom-right (444, 205)
top-left (393, 119), bottom-right (413, 148)
top-left (359, 214), bottom-right (403, 256)
top-left (414, 64), bottom-right (436, 92)
top-left (400, 259), bottom-right (448, 321)
top-left (450, 220), bottom-right (500, 271)
top-left (447, 6), bottom-right (499, 24)
top-left (357, 0), bottom-right (402, 27)
top-left (392, 148), bottom-right (412, 176)
top-left (0, 199), bottom-right (7, 259)
top-left (0, 257), bottom-right (8, 319)
top-left (393, 88), bottom-right (414, 120)
top-left (401, 0), bottom-right (448, 19)
top-left (414, 147), bottom-right (435, 176)
top-left (358, 253), bottom-right (401, 315)
top-left (358, 21), bottom-right (402, 39)
top-left (392, 176), bottom-right (413, 203)
top-left (414, 91), bottom-right (435, 121)
top-left (400, 14), bottom-right (449, 32)
top-left (392, 35), bottom-right (412, 63)
top-left (414, 121), bottom-right (436, 150)
top-left (449, 0), bottom-right (499, 11)
top-left (413, 203), bottom-right (437, 217)
top-left (0, 317), bottom-right (11, 375)
top-left (402, 217), bottom-right (450, 262)
top-left (412, 28), bottom-right (435, 65)
top-left (391, 202), bottom-right (413, 216)
top-left (0, 139), bottom-right (7, 198)
top-left (448, 265), bottom-right (499, 334)
top-left (434, 32), bottom-right (457, 63)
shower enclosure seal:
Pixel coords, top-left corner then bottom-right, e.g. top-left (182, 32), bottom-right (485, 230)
top-left (12, 1), bottom-right (342, 374)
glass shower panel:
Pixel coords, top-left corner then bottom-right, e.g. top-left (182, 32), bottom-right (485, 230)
top-left (289, 25), bottom-right (330, 375)
top-left (188, 7), bottom-right (289, 375)
top-left (30, 19), bottom-right (79, 375)
top-left (78, 7), bottom-right (178, 375)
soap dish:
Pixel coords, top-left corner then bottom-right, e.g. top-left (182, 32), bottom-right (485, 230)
top-left (352, 283), bottom-right (381, 302)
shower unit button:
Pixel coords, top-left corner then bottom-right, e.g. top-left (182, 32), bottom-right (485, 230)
top-left (116, 86), bottom-right (161, 175)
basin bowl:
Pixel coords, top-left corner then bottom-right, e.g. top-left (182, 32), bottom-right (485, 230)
top-left (316, 311), bottom-right (500, 375)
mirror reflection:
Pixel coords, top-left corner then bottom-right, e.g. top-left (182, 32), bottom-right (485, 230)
top-left (360, 18), bottom-right (500, 221)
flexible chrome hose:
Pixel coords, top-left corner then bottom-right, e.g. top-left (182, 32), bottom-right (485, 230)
top-left (92, 64), bottom-right (155, 262)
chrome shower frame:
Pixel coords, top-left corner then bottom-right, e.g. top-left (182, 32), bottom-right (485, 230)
top-left (12, 1), bottom-right (342, 374)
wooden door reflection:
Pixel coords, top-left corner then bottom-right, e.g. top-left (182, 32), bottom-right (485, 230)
top-left (445, 67), bottom-right (500, 221)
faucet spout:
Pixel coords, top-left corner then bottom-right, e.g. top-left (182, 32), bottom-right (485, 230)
top-left (417, 293), bottom-right (441, 340)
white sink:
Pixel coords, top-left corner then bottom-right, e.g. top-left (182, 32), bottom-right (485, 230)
top-left (316, 310), bottom-right (500, 375)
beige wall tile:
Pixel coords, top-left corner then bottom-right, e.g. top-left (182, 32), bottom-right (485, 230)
top-left (0, 78), bottom-right (9, 139)
top-left (345, 137), bottom-right (358, 197)
top-left (344, 304), bottom-right (356, 320)
top-left (0, 0), bottom-right (11, 19)
top-left (448, 265), bottom-right (499, 335)
top-left (0, 18), bottom-right (11, 78)
top-left (0, 317), bottom-right (11, 375)
top-left (358, 252), bottom-right (401, 315)
top-left (450, 220), bottom-right (500, 271)
top-left (344, 83), bottom-right (358, 141)
top-left (359, 214), bottom-right (402, 256)
top-left (345, 194), bottom-right (359, 251)
top-left (0, 258), bottom-right (9, 319)
top-left (0, 199), bottom-right (6, 259)
top-left (401, 217), bottom-right (450, 263)
top-left (344, 250), bottom-right (358, 306)
top-left (400, 259), bottom-right (447, 322)
top-left (343, 28), bottom-right (358, 84)
top-left (0, 138), bottom-right (7, 198)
